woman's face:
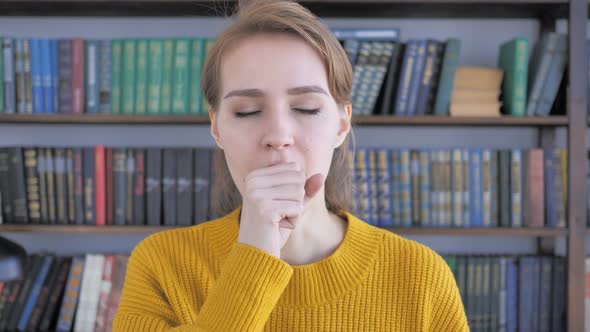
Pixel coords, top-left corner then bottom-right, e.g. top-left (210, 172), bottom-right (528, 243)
top-left (210, 33), bottom-right (351, 196)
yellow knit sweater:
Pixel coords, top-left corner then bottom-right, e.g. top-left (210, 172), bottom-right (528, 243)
top-left (113, 208), bottom-right (469, 331)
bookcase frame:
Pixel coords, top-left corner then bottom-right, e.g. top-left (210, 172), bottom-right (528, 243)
top-left (0, 0), bottom-right (586, 330)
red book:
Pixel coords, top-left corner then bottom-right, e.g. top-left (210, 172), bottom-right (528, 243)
top-left (524, 149), bottom-right (544, 227)
top-left (95, 145), bottom-right (106, 226)
top-left (71, 38), bottom-right (84, 114)
top-left (106, 147), bottom-right (113, 225)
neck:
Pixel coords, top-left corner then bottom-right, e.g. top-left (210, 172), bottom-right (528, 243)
top-left (279, 192), bottom-right (347, 266)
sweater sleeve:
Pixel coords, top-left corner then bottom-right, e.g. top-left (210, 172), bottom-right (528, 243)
top-left (428, 259), bottom-right (470, 332)
top-left (113, 240), bottom-right (294, 331)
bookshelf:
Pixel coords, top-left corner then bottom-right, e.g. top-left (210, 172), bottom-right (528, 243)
top-left (0, 0), bottom-right (586, 330)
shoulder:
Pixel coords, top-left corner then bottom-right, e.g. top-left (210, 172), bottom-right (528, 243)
top-left (130, 212), bottom-right (239, 270)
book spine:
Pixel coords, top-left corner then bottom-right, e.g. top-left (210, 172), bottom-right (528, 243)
top-left (146, 148), bottom-right (162, 226)
top-left (99, 39), bottom-right (112, 113)
top-left (147, 39), bottom-right (163, 115)
top-left (113, 148), bottom-right (126, 225)
top-left (122, 39), bottom-right (136, 115)
top-left (189, 38), bottom-right (204, 114)
top-left (56, 256), bottom-right (85, 332)
top-left (134, 149), bottom-right (145, 225)
top-left (171, 39), bottom-right (190, 115)
top-left (23, 148), bottom-right (41, 224)
top-left (162, 148), bottom-right (177, 225)
top-left (23, 39), bottom-right (32, 114)
top-left (110, 39), bottom-right (122, 114)
top-left (66, 148), bottom-right (75, 224)
top-left (125, 149), bottom-right (135, 225)
top-left (394, 40), bottom-right (416, 116)
top-left (72, 38), bottom-right (85, 114)
top-left (73, 148), bottom-right (85, 225)
top-left (85, 39), bottom-right (99, 113)
top-left (433, 38), bottom-right (461, 116)
top-left (3, 38), bottom-right (15, 114)
top-left (134, 39), bottom-right (148, 115)
top-left (83, 147), bottom-right (95, 225)
top-left (58, 39), bottom-right (73, 114)
top-left (377, 149), bottom-right (393, 227)
top-left (193, 148), bottom-right (210, 224)
top-left (160, 39), bottom-right (174, 114)
top-left (95, 145), bottom-right (106, 226)
top-left (54, 148), bottom-right (68, 224)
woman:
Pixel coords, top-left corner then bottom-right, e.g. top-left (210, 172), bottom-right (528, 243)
top-left (113, 1), bottom-right (469, 331)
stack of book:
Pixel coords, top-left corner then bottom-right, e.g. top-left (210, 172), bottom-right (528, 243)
top-left (450, 66), bottom-right (503, 117)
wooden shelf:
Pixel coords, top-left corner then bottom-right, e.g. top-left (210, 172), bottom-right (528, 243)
top-left (0, 224), bottom-right (567, 236)
top-left (0, 114), bottom-right (569, 126)
top-left (0, 0), bottom-right (569, 18)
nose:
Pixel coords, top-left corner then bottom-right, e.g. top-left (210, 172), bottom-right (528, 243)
top-left (261, 111), bottom-right (294, 150)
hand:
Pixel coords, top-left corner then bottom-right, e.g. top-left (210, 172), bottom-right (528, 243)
top-left (238, 162), bottom-right (323, 258)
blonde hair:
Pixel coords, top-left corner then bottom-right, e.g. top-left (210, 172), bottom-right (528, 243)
top-left (202, 0), bottom-right (355, 217)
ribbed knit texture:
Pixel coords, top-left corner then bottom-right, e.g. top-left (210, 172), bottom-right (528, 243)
top-left (113, 208), bottom-right (469, 331)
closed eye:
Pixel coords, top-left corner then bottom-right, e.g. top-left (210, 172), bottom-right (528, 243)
top-left (294, 108), bottom-right (320, 115)
top-left (235, 110), bottom-right (261, 117)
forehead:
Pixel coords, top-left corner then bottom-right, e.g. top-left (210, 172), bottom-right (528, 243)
top-left (219, 33), bottom-right (329, 94)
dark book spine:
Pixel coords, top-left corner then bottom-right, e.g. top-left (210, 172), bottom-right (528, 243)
top-left (38, 257), bottom-right (72, 332)
top-left (54, 148), bottom-right (68, 224)
top-left (73, 148), bottom-right (84, 225)
top-left (133, 149), bottom-right (145, 225)
top-left (105, 147), bottom-right (113, 225)
top-left (25, 256), bottom-right (62, 331)
top-left (58, 39), bottom-right (73, 114)
top-left (425, 42), bottom-right (445, 114)
top-left (45, 148), bottom-right (57, 224)
top-left (11, 147), bottom-right (29, 224)
top-left (0, 281), bottom-right (14, 324)
top-left (71, 38), bottom-right (84, 114)
top-left (146, 148), bottom-right (162, 226)
top-left (7, 255), bottom-right (43, 331)
top-left (113, 148), bottom-right (127, 225)
top-left (36, 148), bottom-right (48, 224)
top-left (0, 270), bottom-right (26, 330)
top-left (176, 148), bottom-right (193, 226)
top-left (0, 148), bottom-right (14, 223)
top-left (23, 148), bottom-right (41, 224)
top-left (83, 148), bottom-right (95, 225)
top-left (415, 39), bottom-right (442, 115)
top-left (125, 149), bottom-right (135, 225)
top-left (162, 149), bottom-right (177, 226)
top-left (17, 255), bottom-right (54, 331)
top-left (193, 148), bottom-right (211, 225)
top-left (379, 42), bottom-right (403, 115)
top-left (66, 148), bottom-right (75, 224)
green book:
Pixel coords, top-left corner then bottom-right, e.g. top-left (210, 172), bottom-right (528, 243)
top-left (159, 39), bottom-right (174, 115)
top-left (498, 37), bottom-right (528, 117)
top-left (200, 38), bottom-right (216, 114)
top-left (444, 255), bottom-right (457, 276)
top-left (110, 39), bottom-right (123, 114)
top-left (122, 39), bottom-right (136, 115)
top-left (147, 39), bottom-right (163, 115)
top-left (432, 38), bottom-right (461, 116)
top-left (171, 39), bottom-right (190, 115)
top-left (135, 39), bottom-right (149, 115)
top-left (189, 38), bottom-right (204, 115)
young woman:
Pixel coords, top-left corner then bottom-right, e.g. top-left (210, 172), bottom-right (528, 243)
top-left (114, 1), bottom-right (469, 331)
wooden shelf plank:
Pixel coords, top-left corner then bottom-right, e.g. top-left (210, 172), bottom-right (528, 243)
top-left (0, 0), bottom-right (568, 18)
top-left (0, 224), bottom-right (567, 236)
top-left (0, 114), bottom-right (569, 126)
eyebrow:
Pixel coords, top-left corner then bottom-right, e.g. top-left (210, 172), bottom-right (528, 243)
top-left (223, 85), bottom-right (328, 99)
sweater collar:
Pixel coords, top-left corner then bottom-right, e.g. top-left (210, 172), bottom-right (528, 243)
top-left (209, 207), bottom-right (382, 307)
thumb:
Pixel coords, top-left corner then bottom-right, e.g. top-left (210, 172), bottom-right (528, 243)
top-left (303, 173), bottom-right (324, 204)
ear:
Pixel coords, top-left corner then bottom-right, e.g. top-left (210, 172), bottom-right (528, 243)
top-left (209, 108), bottom-right (224, 150)
top-left (334, 104), bottom-right (352, 149)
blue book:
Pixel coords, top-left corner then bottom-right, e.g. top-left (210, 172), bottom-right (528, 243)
top-left (519, 257), bottom-right (535, 332)
top-left (86, 40), bottom-right (100, 113)
top-left (367, 149), bottom-right (378, 225)
top-left (526, 33), bottom-right (559, 116)
top-left (50, 39), bottom-right (58, 114)
top-left (376, 149), bottom-right (393, 227)
top-left (551, 257), bottom-right (566, 332)
top-left (30, 39), bottom-right (44, 114)
top-left (536, 34), bottom-right (567, 116)
top-left (40, 39), bottom-right (52, 114)
top-left (406, 39), bottom-right (428, 116)
top-left (544, 149), bottom-right (557, 227)
top-left (400, 149), bottom-right (412, 227)
top-left (394, 41), bottom-right (417, 116)
top-left (538, 257), bottom-right (552, 332)
top-left (17, 255), bottom-right (54, 331)
top-left (462, 149), bottom-right (470, 228)
top-left (391, 150), bottom-right (401, 226)
top-left (506, 256), bottom-right (518, 332)
top-left (469, 149), bottom-right (483, 227)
